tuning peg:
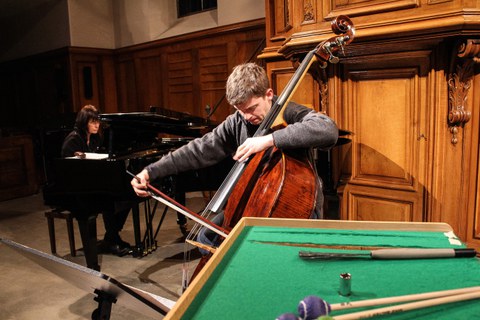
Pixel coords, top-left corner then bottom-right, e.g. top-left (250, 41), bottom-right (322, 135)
top-left (323, 42), bottom-right (340, 64)
top-left (329, 55), bottom-right (340, 64)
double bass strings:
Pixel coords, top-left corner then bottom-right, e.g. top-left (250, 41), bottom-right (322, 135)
top-left (182, 166), bottom-right (240, 289)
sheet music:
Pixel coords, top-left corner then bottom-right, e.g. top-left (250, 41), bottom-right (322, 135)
top-left (65, 153), bottom-right (109, 160)
top-left (84, 152), bottom-right (109, 159)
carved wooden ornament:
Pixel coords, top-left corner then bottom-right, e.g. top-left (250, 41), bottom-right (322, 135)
top-left (448, 40), bottom-right (479, 144)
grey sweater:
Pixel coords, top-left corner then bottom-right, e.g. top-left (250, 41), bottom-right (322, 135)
top-left (145, 99), bottom-right (339, 217)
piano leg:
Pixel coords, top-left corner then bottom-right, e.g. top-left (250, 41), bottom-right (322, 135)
top-left (76, 214), bottom-right (100, 271)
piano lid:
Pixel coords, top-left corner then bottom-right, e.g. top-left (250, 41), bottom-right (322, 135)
top-left (100, 108), bottom-right (217, 137)
top-left (99, 108), bottom-right (218, 158)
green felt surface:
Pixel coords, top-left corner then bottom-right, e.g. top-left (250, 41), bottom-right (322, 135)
top-left (183, 226), bottom-right (480, 319)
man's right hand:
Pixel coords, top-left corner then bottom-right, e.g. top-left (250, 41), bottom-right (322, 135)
top-left (131, 169), bottom-right (150, 197)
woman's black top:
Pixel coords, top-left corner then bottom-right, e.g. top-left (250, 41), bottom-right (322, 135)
top-left (61, 130), bottom-right (102, 157)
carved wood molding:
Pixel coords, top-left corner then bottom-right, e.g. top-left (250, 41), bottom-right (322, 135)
top-left (303, 0), bottom-right (315, 23)
top-left (310, 64), bottom-right (329, 113)
top-left (448, 39), bottom-right (480, 144)
top-left (324, 0), bottom-right (418, 20)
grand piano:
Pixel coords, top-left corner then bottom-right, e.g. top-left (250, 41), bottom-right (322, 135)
top-left (42, 108), bottom-right (234, 271)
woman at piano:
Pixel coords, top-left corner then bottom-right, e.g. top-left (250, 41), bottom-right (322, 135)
top-left (131, 63), bottom-right (339, 255)
top-left (62, 105), bottom-right (132, 257)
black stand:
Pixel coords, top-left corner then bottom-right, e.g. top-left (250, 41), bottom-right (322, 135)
top-left (92, 289), bottom-right (117, 320)
top-left (0, 238), bottom-right (173, 319)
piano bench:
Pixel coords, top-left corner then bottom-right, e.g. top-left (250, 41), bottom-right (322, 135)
top-left (44, 208), bottom-right (76, 257)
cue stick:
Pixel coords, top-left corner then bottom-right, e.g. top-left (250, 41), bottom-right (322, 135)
top-left (185, 239), bottom-right (217, 254)
top-left (254, 241), bottom-right (392, 251)
top-left (329, 285), bottom-right (480, 312)
top-left (328, 290), bottom-right (480, 319)
top-left (299, 248), bottom-right (477, 259)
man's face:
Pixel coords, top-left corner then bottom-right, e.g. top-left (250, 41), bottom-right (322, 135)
top-left (235, 89), bottom-right (274, 125)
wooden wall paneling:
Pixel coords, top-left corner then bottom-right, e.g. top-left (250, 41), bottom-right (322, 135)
top-left (268, 60), bottom-right (320, 111)
top-left (0, 69), bottom-right (17, 127)
top-left (267, 0), bottom-right (293, 43)
top-left (351, 70), bottom-right (420, 190)
top-left (33, 60), bottom-right (70, 125)
top-left (226, 37), bottom-right (240, 68)
top-left (116, 55), bottom-right (137, 112)
top-left (466, 67), bottom-right (480, 248)
top-left (166, 49), bottom-right (195, 115)
top-left (328, 65), bottom-right (353, 208)
top-left (11, 68), bottom-right (38, 128)
top-left (160, 52), bottom-right (170, 110)
top-left (292, 0), bottom-right (319, 35)
top-left (322, 0), bottom-right (419, 21)
top-left (340, 52), bottom-right (431, 222)
top-left (342, 184), bottom-right (421, 221)
top-left (192, 48), bottom-right (201, 117)
top-left (8, 68), bottom-right (30, 128)
top-left (298, 0), bottom-right (317, 26)
top-left (427, 43), bottom-right (454, 227)
top-left (112, 19), bottom-right (264, 119)
top-left (135, 49), bottom-right (163, 110)
top-left (0, 135), bottom-right (37, 201)
top-left (132, 55), bottom-right (144, 111)
top-left (68, 49), bottom-right (116, 113)
top-left (245, 36), bottom-right (267, 67)
top-left (0, 49), bottom-right (73, 129)
top-left (70, 54), bottom-right (100, 111)
top-left (198, 44), bottom-right (229, 122)
top-left (431, 48), bottom-right (480, 243)
top-left (262, 0), bottom-right (480, 246)
top-left (265, 0), bottom-right (331, 49)
top-left (0, 51), bottom-right (73, 193)
top-left (52, 57), bottom-right (73, 117)
top-left (427, 41), bottom-right (478, 240)
top-left (99, 54), bottom-right (118, 114)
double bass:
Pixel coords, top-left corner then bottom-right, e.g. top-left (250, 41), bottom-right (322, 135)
top-left (137, 15), bottom-right (355, 287)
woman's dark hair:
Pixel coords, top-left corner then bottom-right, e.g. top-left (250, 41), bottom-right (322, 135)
top-left (75, 105), bottom-right (100, 136)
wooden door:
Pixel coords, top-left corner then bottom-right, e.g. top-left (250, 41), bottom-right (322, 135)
top-left (339, 52), bottom-right (431, 222)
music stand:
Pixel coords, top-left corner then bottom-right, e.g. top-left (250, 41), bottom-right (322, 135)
top-left (0, 238), bottom-right (174, 320)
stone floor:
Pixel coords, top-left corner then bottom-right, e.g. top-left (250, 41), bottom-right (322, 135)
top-left (0, 192), bottom-right (206, 320)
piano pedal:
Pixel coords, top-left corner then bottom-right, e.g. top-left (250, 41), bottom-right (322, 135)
top-left (132, 246), bottom-right (145, 258)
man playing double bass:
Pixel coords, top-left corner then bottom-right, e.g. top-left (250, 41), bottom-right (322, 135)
top-left (131, 62), bottom-right (339, 253)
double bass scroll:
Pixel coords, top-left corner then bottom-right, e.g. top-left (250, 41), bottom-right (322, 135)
top-left (315, 15), bottom-right (355, 66)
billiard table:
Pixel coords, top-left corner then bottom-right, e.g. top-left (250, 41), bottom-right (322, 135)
top-left (165, 218), bottom-right (480, 319)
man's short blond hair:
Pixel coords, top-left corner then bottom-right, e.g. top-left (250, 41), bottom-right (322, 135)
top-left (225, 63), bottom-right (270, 107)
